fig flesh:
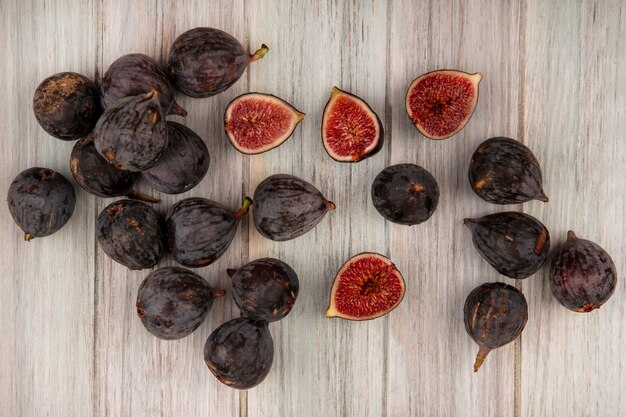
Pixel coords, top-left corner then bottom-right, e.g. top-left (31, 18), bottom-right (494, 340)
top-left (464, 212), bottom-right (550, 279)
top-left (405, 70), bottom-right (481, 140)
top-left (101, 53), bottom-right (187, 116)
top-left (7, 167), bottom-right (76, 241)
top-left (227, 258), bottom-right (299, 322)
top-left (168, 27), bottom-right (268, 98)
top-left (326, 253), bottom-right (405, 321)
top-left (165, 197), bottom-right (252, 268)
top-left (136, 266), bottom-right (225, 340)
top-left (94, 90), bottom-right (168, 171)
top-left (321, 86), bottom-right (384, 162)
top-left (252, 174), bottom-right (335, 241)
top-left (33, 72), bottom-right (101, 140)
top-left (96, 200), bottom-right (164, 270)
top-left (141, 122), bottom-right (210, 194)
top-left (371, 163), bottom-right (439, 225)
top-left (469, 137), bottom-right (548, 204)
top-left (204, 317), bottom-right (274, 389)
top-left (550, 231), bottom-right (617, 312)
top-left (464, 282), bottom-right (528, 372)
top-left (224, 93), bottom-right (304, 154)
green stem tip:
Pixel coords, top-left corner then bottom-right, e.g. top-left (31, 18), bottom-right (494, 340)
top-left (234, 196), bottom-right (253, 218)
top-left (249, 44), bottom-right (269, 62)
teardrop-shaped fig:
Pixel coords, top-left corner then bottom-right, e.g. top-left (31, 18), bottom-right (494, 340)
top-left (136, 266), bottom-right (225, 340)
top-left (550, 231), bottom-right (617, 312)
top-left (371, 163), bottom-right (439, 225)
top-left (94, 90), bottom-right (168, 171)
top-left (165, 197), bottom-right (252, 268)
top-left (252, 174), bottom-right (335, 241)
top-left (464, 282), bottom-right (528, 372)
top-left (204, 318), bottom-right (274, 389)
top-left (464, 212), bottom-right (550, 279)
top-left (321, 86), bottom-right (384, 162)
top-left (101, 53), bottom-right (187, 116)
top-left (406, 69), bottom-right (481, 140)
top-left (168, 27), bottom-right (268, 98)
top-left (469, 137), bottom-right (548, 204)
top-left (227, 258), bottom-right (299, 322)
top-left (224, 93), bottom-right (304, 154)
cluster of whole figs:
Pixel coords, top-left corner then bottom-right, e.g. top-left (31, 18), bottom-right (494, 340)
top-left (6, 24), bottom-right (618, 390)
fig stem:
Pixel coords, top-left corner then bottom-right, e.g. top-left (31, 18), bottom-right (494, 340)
top-left (24, 233), bottom-right (33, 242)
top-left (473, 345), bottom-right (491, 372)
top-left (326, 201), bottom-right (336, 211)
top-left (567, 230), bottom-right (577, 240)
top-left (535, 189), bottom-right (549, 202)
top-left (126, 191), bottom-right (159, 203)
top-left (234, 196), bottom-right (253, 218)
top-left (463, 218), bottom-right (475, 226)
top-left (249, 44), bottom-right (269, 62)
top-left (169, 101), bottom-right (188, 117)
top-left (213, 289), bottom-right (226, 298)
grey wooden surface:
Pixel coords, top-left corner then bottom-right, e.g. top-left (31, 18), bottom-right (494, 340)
top-left (0, 1), bottom-right (623, 416)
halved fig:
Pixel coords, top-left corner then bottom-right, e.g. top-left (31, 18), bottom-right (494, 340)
top-left (224, 93), bottom-right (304, 154)
top-left (326, 253), bottom-right (405, 321)
top-left (406, 70), bottom-right (482, 140)
top-left (321, 87), bottom-right (384, 162)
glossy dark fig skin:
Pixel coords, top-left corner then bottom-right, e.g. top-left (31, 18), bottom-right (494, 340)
top-left (141, 122), bottom-right (210, 194)
top-left (469, 137), bottom-right (548, 204)
top-left (94, 90), bottom-right (168, 171)
top-left (136, 266), bottom-right (225, 340)
top-left (550, 231), bottom-right (617, 312)
top-left (253, 174), bottom-right (335, 241)
top-left (166, 197), bottom-right (252, 268)
top-left (204, 318), bottom-right (274, 389)
top-left (464, 212), bottom-right (550, 279)
top-left (227, 258), bottom-right (299, 322)
top-left (371, 163), bottom-right (439, 225)
top-left (96, 200), bottom-right (164, 270)
top-left (101, 53), bottom-right (187, 116)
top-left (464, 282), bottom-right (528, 372)
top-left (7, 167), bottom-right (76, 241)
top-left (33, 72), bottom-right (101, 140)
top-left (168, 27), bottom-right (268, 98)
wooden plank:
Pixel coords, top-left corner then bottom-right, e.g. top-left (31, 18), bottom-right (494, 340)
top-left (521, 0), bottom-right (626, 415)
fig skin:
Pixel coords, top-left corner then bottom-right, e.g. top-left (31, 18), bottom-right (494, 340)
top-left (227, 258), bottom-right (299, 322)
top-left (464, 282), bottom-right (528, 372)
top-left (101, 53), bottom-right (187, 116)
top-left (550, 231), bottom-right (617, 312)
top-left (469, 137), bottom-right (548, 204)
top-left (136, 266), bottom-right (225, 340)
top-left (141, 122), bottom-right (210, 194)
top-left (168, 27), bottom-right (268, 98)
top-left (464, 212), bottom-right (550, 279)
top-left (94, 90), bottom-right (168, 172)
top-left (96, 200), bottom-right (164, 270)
top-left (204, 318), bottom-right (274, 389)
top-left (33, 72), bottom-right (101, 140)
top-left (253, 174), bottom-right (335, 241)
top-left (165, 197), bottom-right (252, 268)
top-left (7, 167), bottom-right (76, 241)
top-left (371, 163), bottom-right (439, 225)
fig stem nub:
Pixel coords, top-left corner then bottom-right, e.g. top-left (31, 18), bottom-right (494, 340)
top-left (463, 218), bottom-right (475, 226)
top-left (535, 189), bottom-right (549, 202)
top-left (470, 72), bottom-right (483, 84)
top-left (567, 230), bottom-right (577, 240)
top-left (213, 289), bottom-right (226, 298)
top-left (234, 196), bottom-right (253, 218)
top-left (473, 346), bottom-right (490, 372)
top-left (226, 268), bottom-right (236, 278)
top-left (249, 44), bottom-right (269, 62)
top-left (325, 200), bottom-right (336, 211)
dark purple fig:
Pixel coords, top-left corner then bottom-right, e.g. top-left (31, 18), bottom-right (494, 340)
top-left (464, 282), bottom-right (528, 372)
top-left (101, 53), bottom-right (187, 116)
top-left (321, 86), bottom-right (384, 162)
top-left (227, 258), bottom-right (299, 322)
top-left (136, 266), bottom-right (225, 340)
top-left (371, 163), bottom-right (439, 225)
top-left (464, 212), bottom-right (550, 279)
top-left (204, 318), bottom-right (274, 389)
top-left (33, 72), bottom-right (101, 140)
top-left (96, 200), bottom-right (164, 270)
top-left (165, 197), bottom-right (252, 268)
top-left (167, 27), bottom-right (268, 98)
top-left (550, 231), bottom-right (617, 312)
top-left (469, 137), bottom-right (548, 204)
top-left (94, 90), bottom-right (168, 171)
top-left (7, 167), bottom-right (76, 241)
top-left (252, 174), bottom-right (335, 241)
top-left (141, 122), bottom-right (210, 194)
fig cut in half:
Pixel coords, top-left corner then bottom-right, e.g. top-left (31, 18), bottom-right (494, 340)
top-left (321, 87), bottom-right (384, 162)
top-left (406, 70), bottom-right (482, 140)
top-left (326, 253), bottom-right (405, 321)
top-left (224, 93), bottom-right (304, 154)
